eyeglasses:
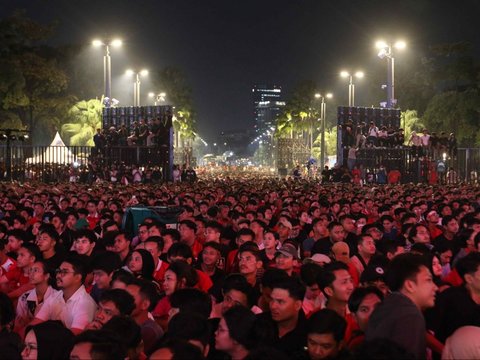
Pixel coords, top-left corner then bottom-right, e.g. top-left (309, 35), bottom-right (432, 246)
top-left (55, 269), bottom-right (76, 276)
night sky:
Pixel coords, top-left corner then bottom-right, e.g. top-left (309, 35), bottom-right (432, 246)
top-left (1, 0), bottom-right (479, 141)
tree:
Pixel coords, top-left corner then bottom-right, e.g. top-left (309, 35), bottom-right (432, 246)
top-left (422, 90), bottom-right (480, 146)
top-left (401, 110), bottom-right (424, 144)
top-left (0, 12), bottom-right (72, 144)
top-left (61, 98), bottom-right (102, 146)
top-left (151, 67), bottom-right (196, 143)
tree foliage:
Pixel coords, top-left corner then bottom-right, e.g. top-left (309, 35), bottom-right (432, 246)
top-left (151, 67), bottom-right (196, 141)
top-left (0, 11), bottom-right (72, 144)
top-left (61, 98), bottom-right (103, 146)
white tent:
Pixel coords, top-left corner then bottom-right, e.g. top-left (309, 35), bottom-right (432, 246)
top-left (26, 132), bottom-right (77, 164)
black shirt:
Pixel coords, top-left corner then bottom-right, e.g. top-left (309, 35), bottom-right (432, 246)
top-left (428, 285), bottom-right (480, 343)
top-left (256, 310), bottom-right (308, 358)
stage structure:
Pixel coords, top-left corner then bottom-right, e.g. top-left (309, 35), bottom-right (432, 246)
top-left (102, 105), bottom-right (174, 180)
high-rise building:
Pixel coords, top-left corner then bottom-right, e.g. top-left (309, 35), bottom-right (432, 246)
top-left (252, 85), bottom-right (285, 133)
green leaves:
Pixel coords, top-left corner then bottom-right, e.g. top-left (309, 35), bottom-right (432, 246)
top-left (61, 98), bottom-right (102, 146)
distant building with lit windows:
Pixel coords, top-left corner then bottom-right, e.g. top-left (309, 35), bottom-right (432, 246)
top-left (252, 85), bottom-right (285, 133)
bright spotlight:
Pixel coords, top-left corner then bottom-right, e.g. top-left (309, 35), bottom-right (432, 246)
top-left (340, 71), bottom-right (349, 78)
top-left (326, 93), bottom-right (333, 99)
top-left (148, 92), bottom-right (154, 97)
top-left (314, 93), bottom-right (321, 99)
top-left (140, 69), bottom-right (149, 76)
top-left (92, 39), bottom-right (103, 47)
top-left (160, 92), bottom-right (166, 97)
top-left (111, 39), bottom-right (122, 47)
top-left (355, 71), bottom-right (364, 78)
top-left (126, 69), bottom-right (134, 76)
top-left (394, 40), bottom-right (406, 50)
top-left (376, 40), bottom-right (388, 49)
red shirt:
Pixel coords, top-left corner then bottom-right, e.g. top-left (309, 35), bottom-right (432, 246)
top-left (153, 260), bottom-right (169, 291)
top-left (191, 240), bottom-right (203, 260)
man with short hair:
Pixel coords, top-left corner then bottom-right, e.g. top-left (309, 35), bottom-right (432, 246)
top-left (257, 276), bottom-right (307, 357)
top-left (305, 309), bottom-right (349, 360)
top-left (312, 221), bottom-right (346, 256)
top-left (70, 329), bottom-right (125, 360)
top-left (318, 261), bottom-right (354, 319)
top-left (348, 234), bottom-right (376, 286)
top-left (143, 237), bottom-right (169, 284)
top-left (31, 254), bottom-right (97, 334)
top-left (113, 231), bottom-right (132, 263)
top-left (72, 229), bottom-right (97, 257)
top-left (37, 225), bottom-right (64, 271)
top-left (179, 220), bottom-right (203, 260)
top-left (126, 278), bottom-right (163, 353)
top-left (302, 217), bottom-right (329, 258)
top-left (366, 253), bottom-right (438, 359)
top-left (86, 288), bottom-right (135, 329)
top-left (433, 215), bottom-right (460, 254)
top-left (90, 252), bottom-right (122, 302)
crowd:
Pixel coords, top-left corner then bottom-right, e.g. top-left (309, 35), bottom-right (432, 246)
top-left (94, 117), bottom-right (170, 149)
top-left (0, 178), bottom-right (479, 359)
top-left (341, 121), bottom-right (457, 159)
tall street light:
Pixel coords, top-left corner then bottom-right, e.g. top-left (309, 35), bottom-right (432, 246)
top-left (340, 70), bottom-right (364, 107)
top-left (148, 92), bottom-right (167, 106)
top-left (126, 69), bottom-right (148, 107)
top-left (376, 40), bottom-right (406, 108)
top-left (92, 39), bottom-right (122, 107)
top-left (315, 92), bottom-right (333, 171)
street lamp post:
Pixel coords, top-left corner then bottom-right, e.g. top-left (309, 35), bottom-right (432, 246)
top-left (376, 40), bottom-right (406, 108)
top-left (126, 69), bottom-right (148, 106)
top-left (92, 39), bottom-right (122, 107)
top-left (315, 93), bottom-right (333, 171)
top-left (340, 71), bottom-right (364, 107)
top-left (148, 92), bottom-right (167, 106)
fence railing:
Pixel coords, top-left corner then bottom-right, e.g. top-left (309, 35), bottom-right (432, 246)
top-left (351, 147), bottom-right (480, 184)
top-left (0, 145), bottom-right (172, 182)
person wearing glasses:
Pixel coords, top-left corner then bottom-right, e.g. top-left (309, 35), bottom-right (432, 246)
top-left (28, 254), bottom-right (96, 335)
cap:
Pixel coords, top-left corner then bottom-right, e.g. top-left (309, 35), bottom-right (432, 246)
top-left (277, 218), bottom-right (292, 230)
top-left (275, 243), bottom-right (299, 260)
top-left (360, 264), bottom-right (386, 283)
top-left (305, 253), bottom-right (332, 265)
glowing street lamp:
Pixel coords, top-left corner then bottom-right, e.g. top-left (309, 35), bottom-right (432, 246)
top-left (314, 93), bottom-right (333, 170)
top-left (340, 71), bottom-right (364, 107)
top-left (375, 40), bottom-right (406, 108)
top-left (126, 69), bottom-right (148, 106)
top-left (148, 92), bottom-right (167, 106)
top-left (92, 38), bottom-right (122, 107)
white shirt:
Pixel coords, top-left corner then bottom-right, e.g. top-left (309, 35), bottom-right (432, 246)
top-left (35, 285), bottom-right (96, 330)
top-left (16, 286), bottom-right (60, 326)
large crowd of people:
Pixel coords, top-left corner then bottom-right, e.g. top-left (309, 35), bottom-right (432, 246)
top-left (0, 177), bottom-right (478, 359)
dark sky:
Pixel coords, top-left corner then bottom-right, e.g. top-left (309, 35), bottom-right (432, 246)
top-left (1, 0), bottom-right (480, 141)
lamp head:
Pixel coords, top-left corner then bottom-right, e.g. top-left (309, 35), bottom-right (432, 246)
top-left (110, 39), bottom-right (122, 47)
top-left (355, 71), bottom-right (364, 78)
top-left (394, 40), bottom-right (406, 50)
top-left (377, 48), bottom-right (387, 59)
top-left (340, 71), bottom-right (350, 78)
top-left (92, 39), bottom-right (103, 47)
top-left (376, 40), bottom-right (388, 49)
top-left (314, 93), bottom-right (321, 99)
top-left (126, 69), bottom-right (134, 76)
top-left (140, 69), bottom-right (149, 76)
top-left (326, 93), bottom-right (333, 99)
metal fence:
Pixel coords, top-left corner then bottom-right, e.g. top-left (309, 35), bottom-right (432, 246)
top-left (0, 145), bottom-right (172, 182)
top-left (351, 147), bottom-right (480, 184)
